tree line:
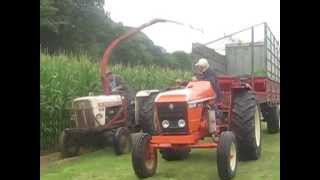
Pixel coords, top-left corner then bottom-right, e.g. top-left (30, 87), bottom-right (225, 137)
top-left (40, 0), bottom-right (193, 70)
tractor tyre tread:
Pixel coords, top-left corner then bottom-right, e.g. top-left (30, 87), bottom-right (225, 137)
top-left (132, 133), bottom-right (157, 178)
top-left (217, 131), bottom-right (238, 180)
top-left (113, 127), bottom-right (132, 155)
top-left (140, 93), bottom-right (158, 135)
top-left (267, 106), bottom-right (280, 134)
top-left (59, 130), bottom-right (80, 158)
top-left (231, 90), bottom-right (261, 161)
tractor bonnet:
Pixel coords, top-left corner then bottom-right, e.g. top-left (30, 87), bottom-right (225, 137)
top-left (155, 81), bottom-right (216, 103)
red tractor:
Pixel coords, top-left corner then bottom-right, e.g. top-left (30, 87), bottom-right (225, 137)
top-left (129, 22), bottom-right (280, 180)
top-left (132, 78), bottom-right (273, 180)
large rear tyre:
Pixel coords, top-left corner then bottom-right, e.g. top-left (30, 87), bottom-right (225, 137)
top-left (230, 90), bottom-right (261, 161)
top-left (113, 127), bottom-right (132, 155)
top-left (132, 133), bottom-right (157, 178)
top-left (160, 148), bottom-right (190, 161)
top-left (59, 130), bottom-right (80, 158)
top-left (139, 93), bottom-right (158, 135)
top-left (217, 131), bottom-right (238, 180)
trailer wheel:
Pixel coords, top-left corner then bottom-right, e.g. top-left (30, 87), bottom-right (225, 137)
top-left (217, 131), bottom-right (238, 180)
top-left (160, 148), bottom-right (190, 161)
top-left (140, 93), bottom-right (158, 135)
top-left (132, 133), bottom-right (157, 178)
top-left (59, 130), bottom-right (80, 158)
top-left (267, 105), bottom-right (280, 133)
top-left (261, 103), bottom-right (280, 133)
top-left (231, 90), bottom-right (261, 161)
top-left (113, 127), bottom-right (132, 155)
top-left (278, 105), bottom-right (280, 129)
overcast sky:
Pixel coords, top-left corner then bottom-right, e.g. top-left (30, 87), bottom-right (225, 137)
top-left (104, 0), bottom-right (280, 53)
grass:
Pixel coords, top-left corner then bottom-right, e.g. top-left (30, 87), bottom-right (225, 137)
top-left (40, 125), bottom-right (279, 180)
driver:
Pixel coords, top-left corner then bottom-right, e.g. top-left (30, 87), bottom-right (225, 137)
top-left (105, 71), bottom-right (135, 125)
top-left (194, 58), bottom-right (222, 102)
top-left (106, 72), bottom-right (123, 91)
top-left (105, 71), bottom-right (134, 100)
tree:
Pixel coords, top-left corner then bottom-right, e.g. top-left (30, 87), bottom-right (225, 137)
top-left (170, 51), bottom-right (193, 70)
top-left (40, 0), bottom-right (194, 70)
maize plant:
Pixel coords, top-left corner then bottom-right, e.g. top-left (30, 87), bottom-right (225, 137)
top-left (40, 53), bottom-right (191, 151)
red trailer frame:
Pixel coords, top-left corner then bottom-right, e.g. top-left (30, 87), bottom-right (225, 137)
top-left (218, 76), bottom-right (280, 106)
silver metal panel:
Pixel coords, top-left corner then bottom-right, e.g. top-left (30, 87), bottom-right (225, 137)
top-left (225, 42), bottom-right (265, 76)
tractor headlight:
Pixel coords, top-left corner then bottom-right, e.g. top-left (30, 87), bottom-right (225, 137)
top-left (178, 119), bottom-right (186, 128)
top-left (162, 120), bottom-right (170, 128)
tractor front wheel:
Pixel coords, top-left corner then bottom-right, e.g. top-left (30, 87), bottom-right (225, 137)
top-left (217, 131), bottom-right (238, 180)
top-left (132, 133), bottom-right (157, 178)
top-left (113, 127), bottom-right (132, 155)
top-left (59, 130), bottom-right (80, 158)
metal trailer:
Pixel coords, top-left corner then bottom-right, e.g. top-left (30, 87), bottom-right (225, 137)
top-left (192, 22), bottom-right (280, 133)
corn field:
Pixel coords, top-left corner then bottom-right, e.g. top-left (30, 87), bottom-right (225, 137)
top-left (40, 53), bottom-right (191, 151)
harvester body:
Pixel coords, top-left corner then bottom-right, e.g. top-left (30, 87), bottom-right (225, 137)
top-left (59, 19), bottom-right (187, 158)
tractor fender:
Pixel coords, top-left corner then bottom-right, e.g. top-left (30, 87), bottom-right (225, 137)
top-left (134, 90), bottom-right (160, 126)
top-left (136, 90), bottom-right (160, 97)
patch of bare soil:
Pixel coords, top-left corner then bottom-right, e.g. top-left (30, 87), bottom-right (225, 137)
top-left (40, 152), bottom-right (61, 170)
top-left (40, 148), bottom-right (96, 170)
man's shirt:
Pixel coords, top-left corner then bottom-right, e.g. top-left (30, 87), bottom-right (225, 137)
top-left (196, 68), bottom-right (222, 101)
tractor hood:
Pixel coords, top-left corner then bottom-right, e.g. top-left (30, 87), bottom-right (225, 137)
top-left (155, 81), bottom-right (216, 103)
top-left (73, 95), bottom-right (123, 108)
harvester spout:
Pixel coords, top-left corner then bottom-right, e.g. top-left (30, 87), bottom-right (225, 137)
top-left (100, 18), bottom-right (203, 95)
top-left (100, 18), bottom-right (168, 95)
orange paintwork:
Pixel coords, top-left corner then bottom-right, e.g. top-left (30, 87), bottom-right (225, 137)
top-left (151, 134), bottom-right (199, 144)
top-left (186, 81), bottom-right (216, 101)
top-left (155, 95), bottom-right (186, 102)
top-left (150, 134), bottom-right (217, 149)
top-left (187, 107), bottom-right (203, 133)
top-left (155, 81), bottom-right (216, 103)
top-left (150, 142), bottom-right (217, 149)
top-left (152, 81), bottom-right (216, 149)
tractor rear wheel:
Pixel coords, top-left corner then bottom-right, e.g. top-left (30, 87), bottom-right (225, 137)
top-left (59, 130), bottom-right (80, 158)
top-left (140, 93), bottom-right (158, 135)
top-left (217, 131), bottom-right (238, 180)
top-left (160, 148), bottom-right (190, 161)
top-left (132, 133), bottom-right (157, 178)
top-left (113, 127), bottom-right (132, 155)
top-left (230, 90), bottom-right (261, 161)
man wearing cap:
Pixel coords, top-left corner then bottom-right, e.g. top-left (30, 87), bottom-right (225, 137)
top-left (194, 58), bottom-right (222, 102)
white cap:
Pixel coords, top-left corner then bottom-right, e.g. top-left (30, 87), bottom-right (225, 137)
top-left (195, 58), bottom-right (209, 71)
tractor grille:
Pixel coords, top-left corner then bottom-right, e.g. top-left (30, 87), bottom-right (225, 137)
top-left (75, 109), bottom-right (96, 128)
top-left (157, 102), bottom-right (188, 133)
top-left (73, 100), bottom-right (96, 128)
